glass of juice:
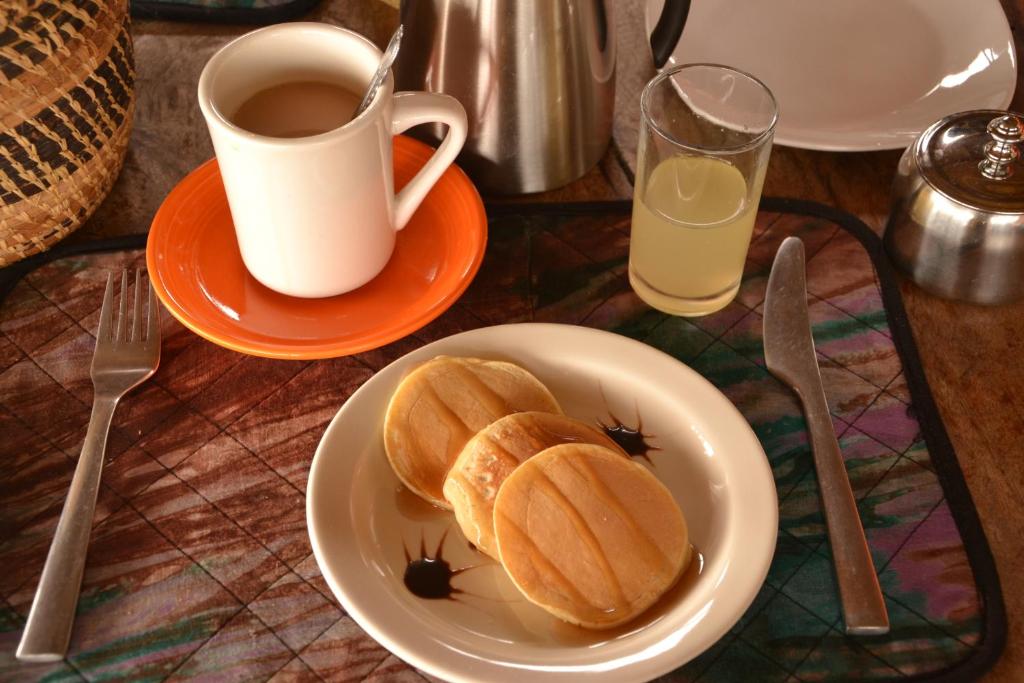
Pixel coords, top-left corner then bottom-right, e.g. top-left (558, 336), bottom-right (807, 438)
top-left (629, 64), bottom-right (778, 316)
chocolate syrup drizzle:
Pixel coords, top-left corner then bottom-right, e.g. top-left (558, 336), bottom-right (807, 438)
top-left (598, 385), bottom-right (659, 464)
top-left (403, 528), bottom-right (478, 600)
top-left (597, 386), bottom-right (659, 464)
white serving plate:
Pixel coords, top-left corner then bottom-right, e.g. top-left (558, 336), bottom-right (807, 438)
top-left (646, 0), bottom-right (1017, 151)
top-left (307, 323), bottom-right (777, 682)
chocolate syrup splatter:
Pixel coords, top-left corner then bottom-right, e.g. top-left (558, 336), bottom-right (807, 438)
top-left (403, 528), bottom-right (478, 600)
top-left (602, 419), bottom-right (654, 458)
top-left (597, 385), bottom-right (659, 463)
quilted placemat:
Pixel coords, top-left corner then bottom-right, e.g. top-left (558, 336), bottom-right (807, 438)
top-left (0, 199), bottom-right (1005, 682)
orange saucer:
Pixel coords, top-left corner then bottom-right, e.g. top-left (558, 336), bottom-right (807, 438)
top-left (146, 136), bottom-right (487, 360)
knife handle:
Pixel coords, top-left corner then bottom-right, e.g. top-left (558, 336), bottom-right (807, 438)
top-left (802, 389), bottom-right (890, 635)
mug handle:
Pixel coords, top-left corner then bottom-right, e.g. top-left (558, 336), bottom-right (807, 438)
top-left (390, 92), bottom-right (468, 230)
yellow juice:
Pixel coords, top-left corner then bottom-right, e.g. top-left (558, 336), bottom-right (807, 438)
top-left (629, 155), bottom-right (760, 316)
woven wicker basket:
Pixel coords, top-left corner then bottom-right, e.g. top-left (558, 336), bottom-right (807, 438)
top-left (0, 0), bottom-right (135, 266)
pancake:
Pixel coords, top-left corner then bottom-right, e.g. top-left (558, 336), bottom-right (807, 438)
top-left (493, 443), bottom-right (690, 629)
top-left (383, 356), bottom-right (562, 507)
top-left (443, 412), bottom-right (625, 559)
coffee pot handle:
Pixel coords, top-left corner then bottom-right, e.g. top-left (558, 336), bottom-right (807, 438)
top-left (650, 0), bottom-right (691, 68)
top-left (390, 92), bottom-right (468, 230)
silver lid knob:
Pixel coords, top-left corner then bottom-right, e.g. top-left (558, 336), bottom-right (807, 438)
top-left (979, 114), bottom-right (1022, 180)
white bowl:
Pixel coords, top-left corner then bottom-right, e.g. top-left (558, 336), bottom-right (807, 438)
top-left (307, 323), bottom-right (777, 682)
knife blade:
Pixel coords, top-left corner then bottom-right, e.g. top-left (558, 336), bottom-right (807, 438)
top-left (763, 236), bottom-right (889, 636)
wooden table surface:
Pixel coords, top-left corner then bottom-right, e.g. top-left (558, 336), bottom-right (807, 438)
top-left (70, 0), bottom-right (1023, 679)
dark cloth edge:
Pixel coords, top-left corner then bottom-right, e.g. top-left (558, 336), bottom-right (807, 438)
top-left (130, 0), bottom-right (322, 25)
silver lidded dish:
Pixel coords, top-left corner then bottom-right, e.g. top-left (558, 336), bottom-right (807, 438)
top-left (884, 109), bottom-right (1024, 305)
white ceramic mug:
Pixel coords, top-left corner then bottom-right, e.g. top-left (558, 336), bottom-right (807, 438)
top-left (198, 23), bottom-right (468, 298)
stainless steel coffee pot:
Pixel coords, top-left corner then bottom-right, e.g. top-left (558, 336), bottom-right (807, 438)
top-left (883, 110), bottom-right (1024, 305)
top-left (394, 0), bottom-right (689, 194)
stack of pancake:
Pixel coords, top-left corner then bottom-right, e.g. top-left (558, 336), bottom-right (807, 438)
top-left (383, 355), bottom-right (691, 629)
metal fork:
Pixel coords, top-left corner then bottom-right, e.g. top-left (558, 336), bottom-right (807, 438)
top-left (17, 270), bottom-right (161, 662)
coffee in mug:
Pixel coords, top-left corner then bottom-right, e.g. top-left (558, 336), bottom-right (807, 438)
top-left (230, 81), bottom-right (361, 138)
top-left (198, 23), bottom-right (468, 298)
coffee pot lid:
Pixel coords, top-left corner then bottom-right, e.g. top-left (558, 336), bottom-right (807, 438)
top-left (914, 109), bottom-right (1024, 214)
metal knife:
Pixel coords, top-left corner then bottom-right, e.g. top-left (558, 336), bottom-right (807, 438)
top-left (763, 237), bottom-right (890, 636)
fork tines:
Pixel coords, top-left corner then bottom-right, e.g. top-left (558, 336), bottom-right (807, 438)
top-left (97, 270), bottom-right (158, 344)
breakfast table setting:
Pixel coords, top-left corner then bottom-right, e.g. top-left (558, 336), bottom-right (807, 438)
top-left (1, 0), bottom-right (1023, 681)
